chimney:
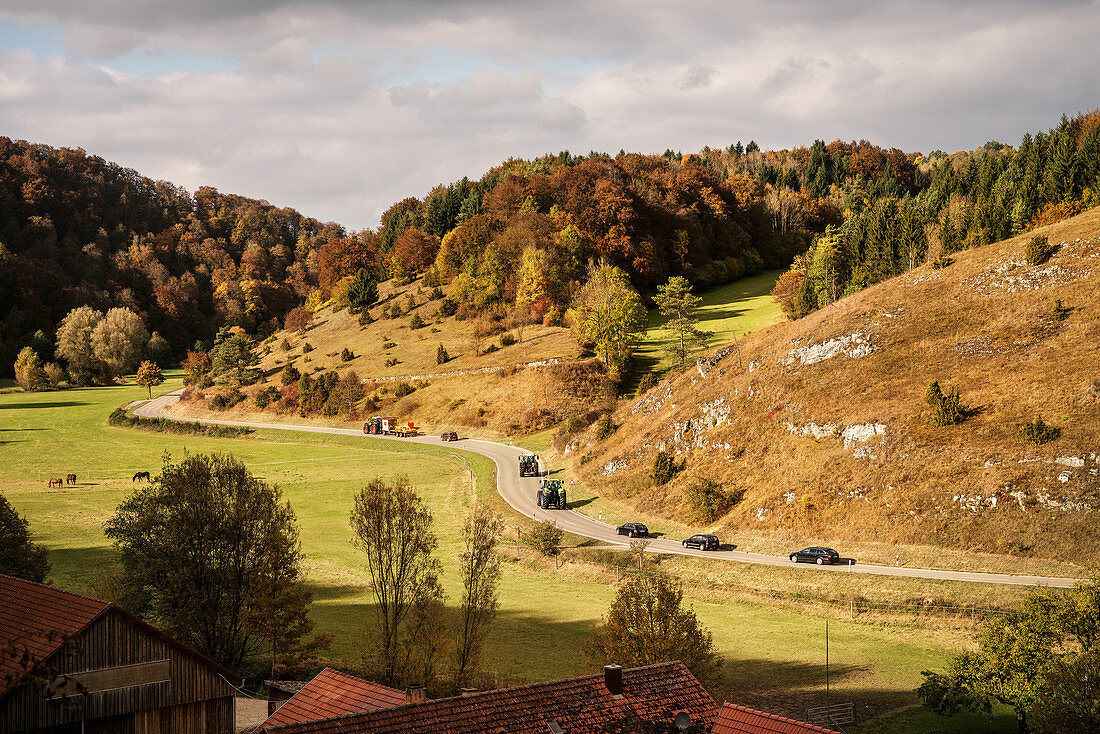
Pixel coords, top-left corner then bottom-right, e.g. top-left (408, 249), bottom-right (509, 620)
top-left (405, 684), bottom-right (427, 704)
top-left (603, 664), bottom-right (623, 698)
top-left (459, 687), bottom-right (478, 697)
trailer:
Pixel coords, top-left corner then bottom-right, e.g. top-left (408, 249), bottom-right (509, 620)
top-left (363, 416), bottom-right (417, 436)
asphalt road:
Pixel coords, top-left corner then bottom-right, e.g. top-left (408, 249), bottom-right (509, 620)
top-left (136, 391), bottom-right (1079, 588)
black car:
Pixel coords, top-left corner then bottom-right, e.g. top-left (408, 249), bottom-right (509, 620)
top-left (616, 523), bottom-right (649, 538)
top-left (440, 431), bottom-right (458, 441)
top-left (682, 534), bottom-right (720, 550)
top-left (789, 547), bottom-right (840, 565)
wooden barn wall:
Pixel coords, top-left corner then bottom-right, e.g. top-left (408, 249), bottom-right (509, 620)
top-left (0, 610), bottom-right (235, 734)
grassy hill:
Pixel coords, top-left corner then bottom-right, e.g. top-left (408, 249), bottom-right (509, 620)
top-left (572, 206), bottom-right (1100, 563)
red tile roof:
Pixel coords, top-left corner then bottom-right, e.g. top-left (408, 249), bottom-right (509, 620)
top-left (711, 703), bottom-right (842, 734)
top-left (0, 574), bottom-right (110, 697)
top-left (267, 661), bottom-right (716, 734)
top-left (0, 573), bottom-right (240, 699)
top-left (258, 668), bottom-right (406, 730)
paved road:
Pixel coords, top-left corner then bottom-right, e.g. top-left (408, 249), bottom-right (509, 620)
top-left (136, 391), bottom-right (1079, 588)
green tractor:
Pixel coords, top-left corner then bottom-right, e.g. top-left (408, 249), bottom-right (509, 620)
top-left (518, 453), bottom-right (541, 477)
top-left (537, 479), bottom-right (568, 510)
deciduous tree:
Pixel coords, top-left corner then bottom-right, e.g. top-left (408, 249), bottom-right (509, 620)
top-left (135, 360), bottom-right (164, 399)
top-left (582, 572), bottom-right (721, 686)
top-left (14, 347), bottom-right (48, 391)
top-left (572, 264), bottom-right (647, 379)
top-left (91, 307), bottom-right (149, 380)
top-left (453, 505), bottom-right (504, 690)
top-left (349, 476), bottom-right (441, 685)
top-left (104, 453), bottom-right (319, 673)
top-left (0, 494), bottom-right (50, 582)
top-left (55, 306), bottom-right (104, 386)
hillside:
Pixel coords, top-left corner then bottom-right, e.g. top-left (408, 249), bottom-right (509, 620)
top-left (572, 207), bottom-right (1100, 560)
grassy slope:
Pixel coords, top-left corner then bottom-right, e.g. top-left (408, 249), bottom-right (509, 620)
top-left (572, 206), bottom-right (1100, 568)
top-left (2, 378), bottom-right (978, 725)
top-left (634, 269), bottom-right (784, 376)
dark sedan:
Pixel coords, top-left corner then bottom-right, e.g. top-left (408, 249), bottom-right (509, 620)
top-left (789, 547), bottom-right (840, 565)
top-left (616, 523), bottom-right (649, 538)
top-left (682, 534), bottom-right (720, 551)
top-left (440, 431), bottom-right (459, 441)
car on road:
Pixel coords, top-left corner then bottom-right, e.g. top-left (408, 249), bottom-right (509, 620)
top-left (682, 534), bottom-right (720, 550)
top-left (616, 523), bottom-right (649, 538)
top-left (789, 547), bottom-right (840, 565)
top-left (440, 431), bottom-right (459, 441)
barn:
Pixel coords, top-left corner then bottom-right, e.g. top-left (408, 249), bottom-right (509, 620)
top-left (0, 574), bottom-right (240, 734)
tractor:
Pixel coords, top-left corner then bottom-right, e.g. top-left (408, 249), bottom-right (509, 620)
top-left (536, 478), bottom-right (568, 510)
top-left (518, 453), bottom-right (541, 477)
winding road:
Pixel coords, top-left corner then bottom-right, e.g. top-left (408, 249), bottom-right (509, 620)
top-left (136, 390), bottom-right (1078, 588)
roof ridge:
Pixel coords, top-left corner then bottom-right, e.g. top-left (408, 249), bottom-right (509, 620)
top-left (720, 702), bottom-right (841, 733)
top-left (0, 573), bottom-right (110, 609)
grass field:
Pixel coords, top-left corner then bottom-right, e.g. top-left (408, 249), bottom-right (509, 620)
top-left (634, 269), bottom-right (784, 376)
top-left (1, 372), bottom-right (995, 729)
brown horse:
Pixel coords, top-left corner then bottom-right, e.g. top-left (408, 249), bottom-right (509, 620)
top-left (48, 477), bottom-right (63, 488)
top-left (66, 473), bottom-right (77, 485)
top-left (132, 471), bottom-right (151, 482)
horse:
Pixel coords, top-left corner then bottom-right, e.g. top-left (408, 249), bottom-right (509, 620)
top-left (132, 471), bottom-right (151, 482)
top-left (48, 477), bottom-right (63, 488)
top-left (66, 473), bottom-right (77, 485)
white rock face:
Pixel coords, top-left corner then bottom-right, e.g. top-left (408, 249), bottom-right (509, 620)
top-left (785, 332), bottom-right (877, 366)
top-left (785, 421), bottom-right (886, 450)
top-left (1056, 456), bottom-right (1086, 468)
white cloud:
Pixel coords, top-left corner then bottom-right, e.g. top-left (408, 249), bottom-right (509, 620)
top-left (0, 1), bottom-right (1097, 228)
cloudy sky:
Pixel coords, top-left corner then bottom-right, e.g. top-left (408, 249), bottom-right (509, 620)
top-left (1, 1), bottom-right (1097, 229)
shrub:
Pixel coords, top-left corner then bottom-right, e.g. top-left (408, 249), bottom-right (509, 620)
top-left (280, 365), bottom-right (301, 385)
top-left (393, 382), bottom-right (415, 398)
top-left (500, 332), bottom-right (516, 347)
top-left (388, 303), bottom-right (403, 319)
top-left (436, 344), bottom-right (449, 364)
top-left (930, 256), bottom-right (954, 270)
top-left (358, 310), bottom-right (374, 326)
top-left (284, 307), bottom-right (312, 332)
top-left (637, 372), bottom-right (657, 393)
top-left (384, 357), bottom-right (399, 367)
top-left (563, 415), bottom-right (584, 434)
top-left (43, 362), bottom-right (66, 387)
top-left (685, 479), bottom-right (742, 523)
top-left (254, 386), bottom-right (281, 409)
top-left (302, 342), bottom-right (314, 353)
top-left (1025, 235), bottom-right (1058, 266)
top-left (409, 313), bottom-right (425, 329)
top-left (429, 286), bottom-right (444, 301)
top-left (1020, 417), bottom-right (1060, 445)
top-left (653, 451), bottom-right (677, 485)
top-left (209, 389), bottom-right (244, 410)
top-left (447, 399), bottom-right (465, 411)
top-left (341, 347), bottom-right (354, 361)
top-left (437, 298), bottom-right (458, 317)
top-left (925, 381), bottom-right (970, 427)
top-left (525, 520), bottom-right (565, 556)
top-left (593, 415), bottom-right (616, 441)
top-left (1050, 299), bottom-right (1071, 321)
top-left (483, 343), bottom-right (499, 354)
top-left (280, 338), bottom-right (292, 351)
top-left (382, 341), bottom-right (397, 349)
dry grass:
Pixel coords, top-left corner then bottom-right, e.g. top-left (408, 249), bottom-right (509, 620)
top-left (571, 206), bottom-right (1100, 566)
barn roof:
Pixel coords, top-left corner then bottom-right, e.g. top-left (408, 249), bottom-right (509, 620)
top-left (258, 668), bottom-right (405, 730)
top-left (267, 661), bottom-right (716, 734)
top-left (0, 574), bottom-right (240, 699)
top-left (711, 703), bottom-right (842, 734)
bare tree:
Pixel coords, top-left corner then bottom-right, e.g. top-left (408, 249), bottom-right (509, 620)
top-left (453, 505), bottom-right (505, 690)
top-left (349, 475), bottom-right (440, 685)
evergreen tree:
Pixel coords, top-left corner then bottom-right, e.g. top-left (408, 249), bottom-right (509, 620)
top-left (345, 268), bottom-right (378, 314)
top-left (654, 276), bottom-right (710, 367)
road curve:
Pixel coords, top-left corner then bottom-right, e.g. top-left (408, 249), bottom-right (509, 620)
top-left (136, 391), bottom-right (1079, 588)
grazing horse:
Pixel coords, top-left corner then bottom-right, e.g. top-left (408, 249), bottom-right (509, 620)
top-left (48, 477), bottom-right (63, 488)
top-left (66, 473), bottom-right (77, 485)
top-left (132, 471), bottom-right (151, 482)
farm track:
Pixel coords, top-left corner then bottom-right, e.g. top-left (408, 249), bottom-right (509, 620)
top-left (136, 390), bottom-right (1080, 589)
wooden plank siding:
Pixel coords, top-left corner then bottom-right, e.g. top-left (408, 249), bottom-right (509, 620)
top-left (0, 609), bottom-right (236, 734)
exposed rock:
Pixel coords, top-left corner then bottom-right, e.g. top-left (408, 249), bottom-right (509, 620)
top-left (784, 332), bottom-right (877, 366)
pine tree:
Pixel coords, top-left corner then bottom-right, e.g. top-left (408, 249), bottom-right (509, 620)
top-left (653, 276), bottom-right (710, 367)
top-left (345, 268), bottom-right (378, 314)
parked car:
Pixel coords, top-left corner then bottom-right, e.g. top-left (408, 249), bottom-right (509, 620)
top-left (440, 431), bottom-right (459, 441)
top-left (616, 523), bottom-right (649, 538)
top-left (789, 547), bottom-right (840, 565)
top-left (681, 534), bottom-right (720, 550)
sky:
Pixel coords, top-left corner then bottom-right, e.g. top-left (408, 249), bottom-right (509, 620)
top-left (0, 1), bottom-right (1097, 230)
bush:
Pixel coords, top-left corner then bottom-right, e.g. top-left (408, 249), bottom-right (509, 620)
top-left (409, 313), bottom-right (425, 329)
top-left (525, 520), bottom-right (565, 555)
top-left (429, 286), bottom-right (444, 301)
top-left (280, 338), bottom-right (292, 351)
top-left (254, 386), bottom-right (281, 409)
top-left (382, 341), bottom-right (397, 349)
top-left (563, 414), bottom-right (584, 434)
top-left (500, 332), bottom-right (516, 347)
top-left (284, 307), bottom-right (312, 332)
top-left (637, 372), bottom-right (658, 393)
top-left (341, 347), bottom-right (354, 361)
top-left (925, 381), bottom-right (970, 427)
top-left (388, 303), bottom-right (403, 319)
top-left (1050, 299), bottom-right (1071, 321)
top-left (108, 408), bottom-right (252, 437)
top-left (437, 298), bottom-right (458, 317)
top-left (384, 357), bottom-right (399, 367)
top-left (302, 342), bottom-right (314, 353)
top-left (930, 256), bottom-right (954, 270)
top-left (393, 382), bottom-right (415, 398)
top-left (653, 451), bottom-right (677, 485)
top-left (685, 478), bottom-right (742, 523)
top-left (281, 365), bottom-right (301, 385)
top-left (436, 344), bottom-right (449, 364)
top-left (593, 415), bottom-right (616, 441)
top-left (483, 343), bottom-right (499, 354)
top-left (358, 310), bottom-right (374, 326)
top-left (1020, 417), bottom-right (1060, 445)
top-left (447, 399), bottom-right (465, 411)
top-left (1025, 235), bottom-right (1058, 265)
